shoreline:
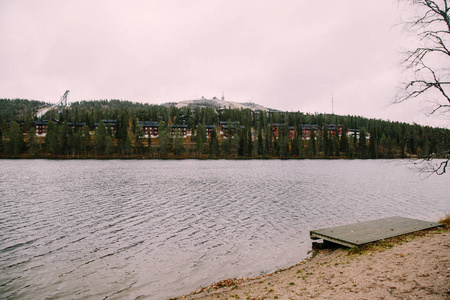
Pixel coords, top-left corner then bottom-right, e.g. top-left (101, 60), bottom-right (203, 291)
top-left (0, 156), bottom-right (423, 160)
top-left (174, 228), bottom-right (449, 300)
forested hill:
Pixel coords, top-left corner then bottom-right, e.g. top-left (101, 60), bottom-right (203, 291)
top-left (0, 98), bottom-right (449, 159)
top-left (0, 98), bottom-right (49, 122)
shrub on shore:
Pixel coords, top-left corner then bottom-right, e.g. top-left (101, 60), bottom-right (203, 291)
top-left (439, 214), bottom-right (450, 230)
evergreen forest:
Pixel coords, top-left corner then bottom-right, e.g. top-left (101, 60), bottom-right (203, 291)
top-left (1, 98), bottom-right (449, 160)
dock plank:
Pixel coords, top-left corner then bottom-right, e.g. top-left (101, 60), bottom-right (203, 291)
top-left (310, 216), bottom-right (443, 248)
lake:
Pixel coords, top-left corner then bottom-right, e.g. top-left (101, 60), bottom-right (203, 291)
top-left (0, 160), bottom-right (449, 299)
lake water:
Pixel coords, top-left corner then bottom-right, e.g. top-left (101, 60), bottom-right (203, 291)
top-left (0, 160), bottom-right (449, 299)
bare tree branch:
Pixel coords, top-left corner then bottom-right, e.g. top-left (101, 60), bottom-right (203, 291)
top-left (397, 0), bottom-right (450, 174)
top-left (416, 150), bottom-right (450, 175)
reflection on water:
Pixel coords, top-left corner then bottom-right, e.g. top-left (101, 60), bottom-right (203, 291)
top-left (0, 160), bottom-right (448, 299)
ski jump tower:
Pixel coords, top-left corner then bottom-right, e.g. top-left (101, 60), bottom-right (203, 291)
top-left (35, 90), bottom-right (70, 119)
top-left (54, 90), bottom-right (70, 114)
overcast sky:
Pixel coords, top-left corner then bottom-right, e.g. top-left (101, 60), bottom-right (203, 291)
top-left (0, 1), bottom-right (447, 127)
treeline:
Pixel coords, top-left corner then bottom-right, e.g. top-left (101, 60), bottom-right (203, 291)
top-left (0, 98), bottom-right (449, 159)
top-left (0, 98), bottom-right (48, 123)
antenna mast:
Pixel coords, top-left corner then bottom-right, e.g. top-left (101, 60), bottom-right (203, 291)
top-left (332, 93), bottom-right (334, 115)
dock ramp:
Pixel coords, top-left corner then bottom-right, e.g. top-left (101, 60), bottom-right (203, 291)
top-left (310, 216), bottom-right (443, 248)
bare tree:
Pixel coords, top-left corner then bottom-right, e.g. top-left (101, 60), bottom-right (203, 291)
top-left (396, 0), bottom-right (450, 174)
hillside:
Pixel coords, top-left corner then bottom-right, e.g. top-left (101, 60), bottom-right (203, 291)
top-left (1, 98), bottom-right (449, 164)
top-left (172, 97), bottom-right (271, 112)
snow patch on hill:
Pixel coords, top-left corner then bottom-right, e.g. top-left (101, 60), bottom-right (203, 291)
top-left (171, 98), bottom-right (271, 111)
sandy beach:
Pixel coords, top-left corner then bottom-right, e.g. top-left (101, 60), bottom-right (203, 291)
top-left (176, 229), bottom-right (449, 300)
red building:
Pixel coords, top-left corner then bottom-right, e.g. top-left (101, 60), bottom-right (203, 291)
top-left (138, 121), bottom-right (159, 137)
top-left (94, 120), bottom-right (116, 133)
top-left (219, 121), bottom-right (243, 138)
top-left (34, 121), bottom-right (48, 135)
top-left (170, 124), bottom-right (188, 137)
top-left (137, 121), bottom-right (188, 137)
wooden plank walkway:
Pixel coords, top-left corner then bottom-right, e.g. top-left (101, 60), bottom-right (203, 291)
top-left (310, 216), bottom-right (443, 248)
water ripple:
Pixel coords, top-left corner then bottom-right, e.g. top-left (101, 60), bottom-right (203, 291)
top-left (0, 160), bottom-right (449, 299)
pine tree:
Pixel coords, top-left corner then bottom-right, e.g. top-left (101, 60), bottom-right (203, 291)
top-left (257, 126), bottom-right (263, 157)
top-left (81, 125), bottom-right (91, 155)
top-left (209, 128), bottom-right (219, 158)
top-left (94, 120), bottom-right (107, 155)
top-left (279, 135), bottom-right (289, 158)
top-left (316, 128), bottom-right (324, 157)
top-left (116, 110), bottom-right (129, 154)
top-left (72, 129), bottom-right (82, 156)
top-left (359, 128), bottom-right (368, 159)
top-left (221, 138), bottom-right (231, 156)
top-left (196, 124), bottom-right (206, 157)
top-left (231, 134), bottom-right (240, 158)
top-left (125, 133), bottom-right (132, 156)
top-left (332, 134), bottom-right (340, 157)
top-left (340, 124), bottom-right (349, 157)
top-left (323, 126), bottom-right (329, 158)
top-left (173, 131), bottom-right (185, 156)
top-left (147, 130), bottom-right (152, 156)
top-left (298, 136), bottom-right (305, 158)
top-left (134, 124), bottom-right (144, 155)
top-left (264, 126), bottom-right (271, 157)
top-left (60, 121), bottom-right (72, 156)
top-left (246, 126), bottom-right (253, 157)
top-left (7, 121), bottom-right (24, 156)
top-left (45, 121), bottom-right (58, 156)
top-left (238, 129), bottom-right (247, 157)
top-left (290, 134), bottom-right (299, 157)
top-left (158, 120), bottom-right (168, 156)
top-left (0, 121), bottom-right (4, 154)
top-left (105, 135), bottom-right (113, 156)
top-left (307, 129), bottom-right (316, 157)
top-left (369, 134), bottom-right (377, 159)
top-left (28, 127), bottom-right (38, 157)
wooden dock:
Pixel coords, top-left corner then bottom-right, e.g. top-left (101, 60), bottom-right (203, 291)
top-left (310, 216), bottom-right (443, 248)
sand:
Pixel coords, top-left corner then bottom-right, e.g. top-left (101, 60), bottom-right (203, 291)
top-left (177, 231), bottom-right (449, 300)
